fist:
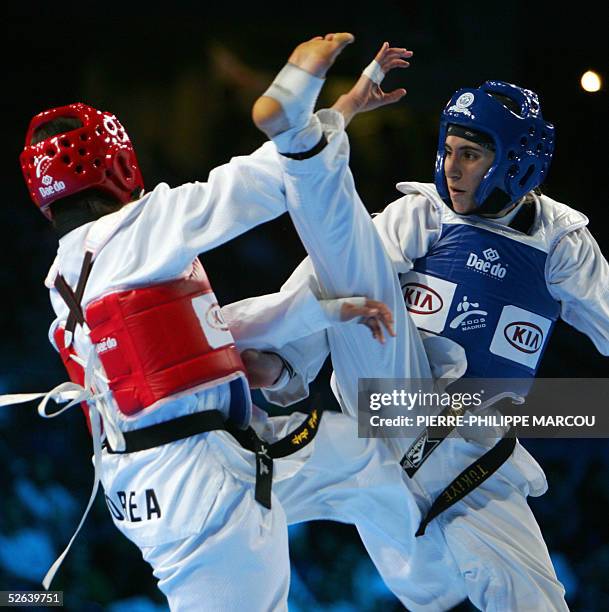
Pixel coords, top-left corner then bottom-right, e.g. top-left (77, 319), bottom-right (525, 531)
top-left (241, 349), bottom-right (285, 389)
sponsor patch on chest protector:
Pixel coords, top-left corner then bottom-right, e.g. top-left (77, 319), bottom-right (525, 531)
top-left (401, 271), bottom-right (457, 334)
top-left (192, 292), bottom-right (234, 348)
top-left (489, 305), bottom-right (552, 369)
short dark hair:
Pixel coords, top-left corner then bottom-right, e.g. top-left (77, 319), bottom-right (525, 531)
top-left (31, 117), bottom-right (83, 144)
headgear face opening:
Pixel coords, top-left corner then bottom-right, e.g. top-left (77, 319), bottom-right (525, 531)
top-left (434, 81), bottom-right (555, 215)
top-left (20, 103), bottom-right (144, 220)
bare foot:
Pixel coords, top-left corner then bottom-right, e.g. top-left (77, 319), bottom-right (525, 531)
top-left (252, 32), bottom-right (355, 137)
top-left (288, 32), bottom-right (355, 78)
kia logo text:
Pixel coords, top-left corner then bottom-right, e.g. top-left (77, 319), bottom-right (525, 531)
top-left (206, 303), bottom-right (228, 331)
top-left (504, 322), bottom-right (543, 354)
top-left (403, 283), bottom-right (443, 315)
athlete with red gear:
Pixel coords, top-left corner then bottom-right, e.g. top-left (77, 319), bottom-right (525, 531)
top-left (8, 34), bottom-right (429, 610)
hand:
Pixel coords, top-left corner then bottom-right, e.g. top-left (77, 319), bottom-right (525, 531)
top-left (240, 349), bottom-right (284, 389)
top-left (340, 298), bottom-right (396, 344)
top-left (332, 42), bottom-right (413, 126)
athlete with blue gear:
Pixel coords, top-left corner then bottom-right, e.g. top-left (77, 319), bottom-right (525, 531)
top-left (255, 76), bottom-right (609, 610)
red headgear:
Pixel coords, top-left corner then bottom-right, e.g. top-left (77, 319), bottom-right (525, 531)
top-left (20, 103), bottom-right (144, 219)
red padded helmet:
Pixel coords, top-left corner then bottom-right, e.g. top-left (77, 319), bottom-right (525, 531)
top-left (20, 103), bottom-right (144, 219)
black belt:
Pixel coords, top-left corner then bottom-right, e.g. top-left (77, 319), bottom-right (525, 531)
top-left (415, 428), bottom-right (516, 536)
top-left (400, 400), bottom-right (517, 535)
top-left (105, 406), bottom-right (323, 509)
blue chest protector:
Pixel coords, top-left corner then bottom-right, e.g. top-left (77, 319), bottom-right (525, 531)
top-left (402, 219), bottom-right (560, 396)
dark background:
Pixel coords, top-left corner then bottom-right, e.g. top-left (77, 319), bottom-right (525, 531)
top-left (1, 5), bottom-right (607, 611)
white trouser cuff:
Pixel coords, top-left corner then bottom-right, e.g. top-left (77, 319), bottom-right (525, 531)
top-left (272, 114), bottom-right (324, 155)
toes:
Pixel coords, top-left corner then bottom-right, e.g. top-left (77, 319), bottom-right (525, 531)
top-left (332, 32), bottom-right (355, 46)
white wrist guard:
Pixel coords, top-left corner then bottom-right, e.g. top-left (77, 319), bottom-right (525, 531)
top-left (362, 59), bottom-right (385, 85)
top-left (262, 62), bottom-right (325, 130)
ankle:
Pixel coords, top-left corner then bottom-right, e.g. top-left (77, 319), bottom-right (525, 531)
top-left (255, 63), bottom-right (325, 137)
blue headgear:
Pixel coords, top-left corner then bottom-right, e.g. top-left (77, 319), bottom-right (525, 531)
top-left (434, 80), bottom-right (555, 214)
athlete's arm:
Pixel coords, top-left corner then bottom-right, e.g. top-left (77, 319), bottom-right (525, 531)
top-left (225, 285), bottom-right (394, 350)
top-left (547, 226), bottom-right (609, 355)
top-left (226, 287), bottom-right (394, 389)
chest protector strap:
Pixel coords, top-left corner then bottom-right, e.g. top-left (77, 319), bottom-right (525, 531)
top-left (54, 253), bottom-right (96, 432)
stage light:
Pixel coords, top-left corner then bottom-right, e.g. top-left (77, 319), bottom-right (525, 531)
top-left (580, 70), bottom-right (602, 92)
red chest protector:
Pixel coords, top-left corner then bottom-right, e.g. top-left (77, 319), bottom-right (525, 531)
top-left (54, 258), bottom-right (249, 425)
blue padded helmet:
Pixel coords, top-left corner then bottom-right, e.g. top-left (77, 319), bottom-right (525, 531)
top-left (434, 81), bottom-right (555, 214)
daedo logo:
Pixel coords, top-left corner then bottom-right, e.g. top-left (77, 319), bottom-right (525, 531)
top-left (504, 321), bottom-right (543, 354)
top-left (465, 247), bottom-right (507, 279)
top-left (38, 174), bottom-right (66, 199)
top-left (403, 283), bottom-right (443, 315)
top-left (96, 337), bottom-right (118, 354)
top-left (482, 248), bottom-right (499, 262)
